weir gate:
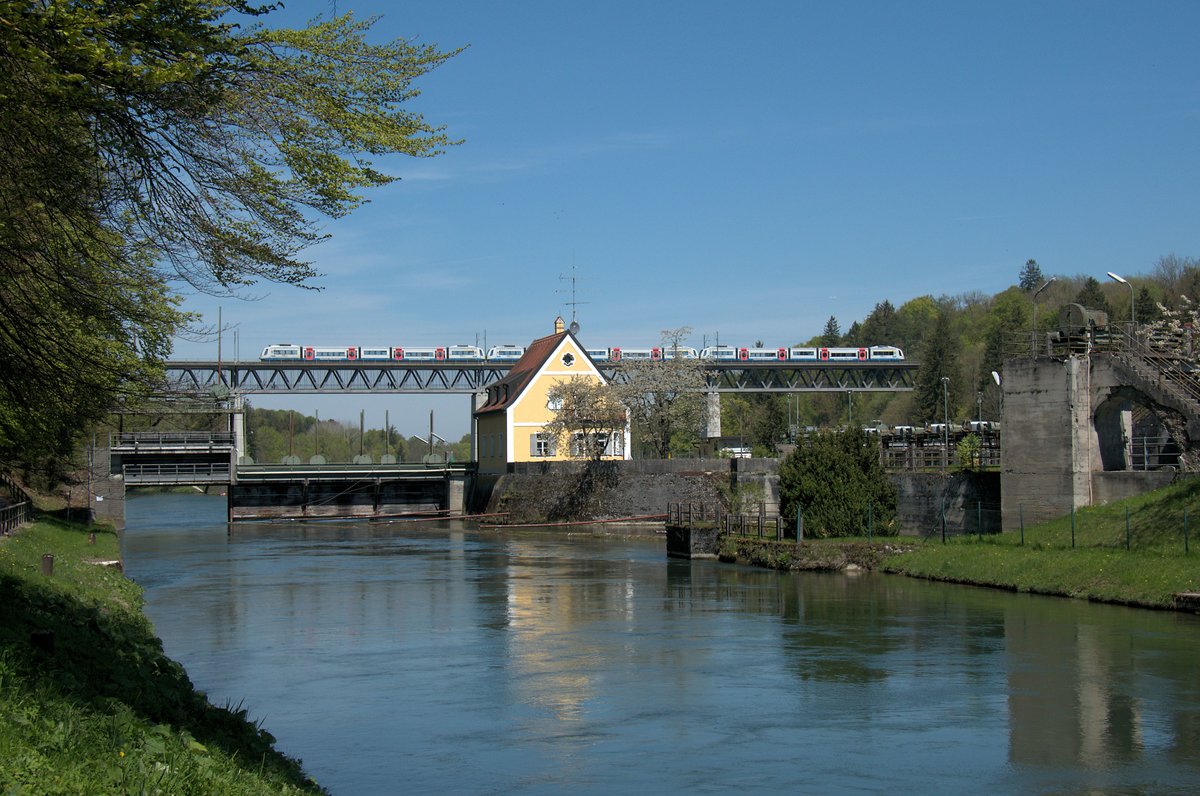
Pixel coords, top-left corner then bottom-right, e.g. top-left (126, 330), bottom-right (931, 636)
top-left (101, 432), bottom-right (469, 527)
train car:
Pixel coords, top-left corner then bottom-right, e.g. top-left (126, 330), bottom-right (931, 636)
top-left (820, 347), bottom-right (868, 361)
top-left (487, 344), bottom-right (525, 361)
top-left (700, 345), bottom-right (738, 361)
top-left (744, 347), bottom-right (789, 362)
top-left (261, 344), bottom-right (302, 360)
top-left (661, 346), bottom-right (699, 360)
top-left (788, 347), bottom-right (819, 361)
top-left (304, 346), bottom-right (359, 361)
top-left (612, 347), bottom-right (659, 361)
top-left (446, 345), bottom-right (484, 362)
top-left (585, 348), bottom-right (610, 362)
top-left (391, 347), bottom-right (444, 362)
top-left (359, 346), bottom-right (393, 361)
top-left (867, 346), bottom-right (905, 360)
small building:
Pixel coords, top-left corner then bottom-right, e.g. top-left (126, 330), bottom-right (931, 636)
top-left (474, 318), bottom-right (631, 473)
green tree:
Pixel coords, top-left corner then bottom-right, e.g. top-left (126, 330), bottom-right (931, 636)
top-left (1019, 259), bottom-right (1044, 291)
top-left (1074, 276), bottom-right (1113, 316)
top-left (820, 316), bottom-right (842, 346)
top-left (1136, 286), bottom-right (1161, 325)
top-left (860, 300), bottom-right (899, 344)
top-left (778, 428), bottom-right (897, 537)
top-left (977, 288), bottom-right (1029, 394)
top-left (0, 3), bottom-right (458, 474)
top-left (913, 309), bottom-right (959, 423)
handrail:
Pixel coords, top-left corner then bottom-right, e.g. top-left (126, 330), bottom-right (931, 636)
top-left (0, 501), bottom-right (34, 534)
top-left (110, 431), bottom-right (236, 447)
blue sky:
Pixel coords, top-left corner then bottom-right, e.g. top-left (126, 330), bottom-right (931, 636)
top-left (173, 0), bottom-right (1200, 437)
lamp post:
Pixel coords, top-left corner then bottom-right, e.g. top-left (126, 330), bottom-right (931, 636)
top-left (941, 376), bottom-right (950, 471)
top-left (991, 370), bottom-right (1002, 422)
top-left (1107, 271), bottom-right (1135, 330)
top-left (1032, 277), bottom-right (1057, 355)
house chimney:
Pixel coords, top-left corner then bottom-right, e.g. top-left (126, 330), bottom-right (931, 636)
top-left (554, 315), bottom-right (565, 334)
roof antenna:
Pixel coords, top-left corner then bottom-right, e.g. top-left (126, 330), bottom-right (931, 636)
top-left (558, 264), bottom-right (586, 335)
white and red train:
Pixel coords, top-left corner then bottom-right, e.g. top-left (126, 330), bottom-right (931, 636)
top-left (260, 343), bottom-right (905, 363)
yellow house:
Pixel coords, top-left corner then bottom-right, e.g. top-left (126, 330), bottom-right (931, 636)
top-left (474, 319), bottom-right (631, 473)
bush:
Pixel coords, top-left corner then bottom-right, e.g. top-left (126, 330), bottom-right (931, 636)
top-left (778, 428), bottom-right (897, 537)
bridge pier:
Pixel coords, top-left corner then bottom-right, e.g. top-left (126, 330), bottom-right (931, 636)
top-left (1001, 355), bottom-right (1180, 529)
top-left (703, 392), bottom-right (721, 438)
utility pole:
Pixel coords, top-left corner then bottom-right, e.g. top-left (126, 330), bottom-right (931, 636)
top-left (941, 376), bottom-right (950, 471)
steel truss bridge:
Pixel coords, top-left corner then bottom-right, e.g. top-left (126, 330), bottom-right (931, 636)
top-left (164, 360), bottom-right (917, 394)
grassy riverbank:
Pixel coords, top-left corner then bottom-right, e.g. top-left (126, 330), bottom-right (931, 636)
top-left (0, 515), bottom-right (323, 794)
top-left (723, 478), bottom-right (1200, 610)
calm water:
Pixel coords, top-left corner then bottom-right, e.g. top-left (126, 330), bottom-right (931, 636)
top-left (121, 493), bottom-right (1200, 795)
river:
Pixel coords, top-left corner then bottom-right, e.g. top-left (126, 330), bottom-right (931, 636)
top-left (121, 493), bottom-right (1200, 794)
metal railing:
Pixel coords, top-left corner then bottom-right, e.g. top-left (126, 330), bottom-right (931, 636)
top-left (667, 502), bottom-right (788, 539)
top-left (0, 500), bottom-right (34, 534)
top-left (123, 462), bottom-right (232, 483)
top-left (0, 472), bottom-right (34, 533)
top-left (110, 431), bottom-right (236, 448)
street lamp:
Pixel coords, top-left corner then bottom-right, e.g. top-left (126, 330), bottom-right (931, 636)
top-left (941, 376), bottom-right (950, 471)
top-left (1107, 271), bottom-right (1135, 329)
top-left (991, 370), bottom-right (1002, 422)
top-left (1032, 277), bottom-right (1057, 355)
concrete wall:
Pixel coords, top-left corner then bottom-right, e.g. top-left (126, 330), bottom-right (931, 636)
top-left (484, 459), bottom-right (731, 523)
top-left (892, 472), bottom-right (1001, 537)
top-left (484, 458), bottom-right (998, 536)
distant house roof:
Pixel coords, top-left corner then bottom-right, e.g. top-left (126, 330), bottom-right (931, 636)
top-left (474, 330), bottom-right (572, 416)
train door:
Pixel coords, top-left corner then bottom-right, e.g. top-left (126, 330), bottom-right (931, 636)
top-left (303, 347), bottom-right (315, 360)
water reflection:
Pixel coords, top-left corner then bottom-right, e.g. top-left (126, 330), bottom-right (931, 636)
top-left (122, 494), bottom-right (1200, 794)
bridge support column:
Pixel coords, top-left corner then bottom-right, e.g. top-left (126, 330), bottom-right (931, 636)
top-left (231, 396), bottom-right (247, 463)
top-left (447, 473), bottom-right (467, 515)
top-left (470, 392), bottom-right (485, 461)
top-left (703, 392), bottom-right (721, 439)
top-left (1001, 358), bottom-right (1093, 529)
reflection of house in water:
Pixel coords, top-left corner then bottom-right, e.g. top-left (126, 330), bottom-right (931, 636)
top-left (1006, 611), bottom-right (1142, 766)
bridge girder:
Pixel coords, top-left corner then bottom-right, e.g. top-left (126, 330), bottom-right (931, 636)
top-left (163, 361), bottom-right (917, 395)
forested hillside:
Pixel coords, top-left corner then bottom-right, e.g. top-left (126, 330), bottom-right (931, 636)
top-left (719, 254), bottom-right (1199, 455)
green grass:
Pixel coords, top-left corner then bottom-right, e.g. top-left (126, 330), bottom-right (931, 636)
top-left (881, 478), bottom-right (1200, 608)
top-left (0, 516), bottom-right (324, 795)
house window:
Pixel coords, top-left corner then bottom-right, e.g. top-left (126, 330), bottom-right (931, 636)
top-left (531, 432), bottom-right (556, 457)
top-left (569, 432), bottom-right (623, 458)
top-left (547, 396), bottom-right (563, 411)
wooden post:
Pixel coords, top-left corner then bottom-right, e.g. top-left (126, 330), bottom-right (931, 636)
top-left (40, 554), bottom-right (53, 576)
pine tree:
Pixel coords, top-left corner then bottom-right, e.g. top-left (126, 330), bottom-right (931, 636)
top-left (913, 309), bottom-right (958, 423)
top-left (821, 316), bottom-right (842, 346)
top-left (1075, 276), bottom-right (1113, 316)
top-left (1019, 259), bottom-right (1044, 291)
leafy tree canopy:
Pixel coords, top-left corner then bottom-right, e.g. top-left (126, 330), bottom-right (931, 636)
top-left (0, 1), bottom-right (459, 473)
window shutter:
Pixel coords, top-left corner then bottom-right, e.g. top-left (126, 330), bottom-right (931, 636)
top-left (530, 434), bottom-right (538, 456)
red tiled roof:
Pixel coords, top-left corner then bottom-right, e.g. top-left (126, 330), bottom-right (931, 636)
top-left (474, 331), bottom-right (572, 416)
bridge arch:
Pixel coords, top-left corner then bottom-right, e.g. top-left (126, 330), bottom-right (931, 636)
top-left (1092, 386), bottom-right (1182, 472)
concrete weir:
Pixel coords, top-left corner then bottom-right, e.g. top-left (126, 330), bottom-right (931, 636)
top-left (229, 464), bottom-right (470, 522)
